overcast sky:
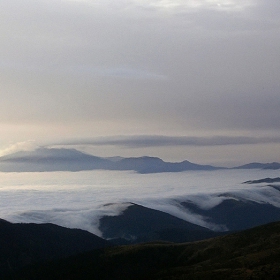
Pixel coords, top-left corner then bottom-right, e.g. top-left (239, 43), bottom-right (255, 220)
top-left (1, 0), bottom-right (280, 166)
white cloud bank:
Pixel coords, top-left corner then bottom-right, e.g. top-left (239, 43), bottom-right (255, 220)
top-left (0, 169), bottom-right (279, 235)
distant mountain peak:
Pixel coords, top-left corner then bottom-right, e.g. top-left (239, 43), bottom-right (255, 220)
top-left (234, 162), bottom-right (280, 170)
top-left (0, 147), bottom-right (103, 160)
top-left (0, 147), bottom-right (278, 173)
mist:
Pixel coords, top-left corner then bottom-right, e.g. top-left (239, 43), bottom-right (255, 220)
top-left (0, 169), bottom-right (279, 236)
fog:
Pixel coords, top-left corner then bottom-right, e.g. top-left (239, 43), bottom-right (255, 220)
top-left (0, 169), bottom-right (279, 236)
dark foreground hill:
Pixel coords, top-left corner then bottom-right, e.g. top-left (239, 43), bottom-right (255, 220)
top-left (13, 221), bottom-right (280, 280)
top-left (0, 219), bottom-right (111, 277)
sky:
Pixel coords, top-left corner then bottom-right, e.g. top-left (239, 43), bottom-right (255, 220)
top-left (1, 0), bottom-right (280, 166)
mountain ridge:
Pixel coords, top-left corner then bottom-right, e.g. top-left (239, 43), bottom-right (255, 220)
top-left (0, 147), bottom-right (279, 173)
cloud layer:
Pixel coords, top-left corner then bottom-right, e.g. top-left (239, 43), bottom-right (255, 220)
top-left (57, 135), bottom-right (280, 148)
top-left (1, 169), bottom-right (280, 235)
top-left (0, 0), bottom-right (280, 164)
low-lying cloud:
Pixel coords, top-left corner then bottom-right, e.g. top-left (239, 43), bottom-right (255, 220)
top-left (1, 169), bottom-right (280, 236)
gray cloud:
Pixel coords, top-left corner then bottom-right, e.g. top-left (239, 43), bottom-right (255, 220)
top-left (56, 135), bottom-right (280, 148)
top-left (0, 0), bottom-right (280, 164)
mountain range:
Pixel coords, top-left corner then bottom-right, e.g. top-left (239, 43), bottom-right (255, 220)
top-left (0, 147), bottom-right (279, 173)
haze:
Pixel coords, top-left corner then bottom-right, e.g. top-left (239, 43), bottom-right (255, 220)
top-left (1, 0), bottom-right (280, 166)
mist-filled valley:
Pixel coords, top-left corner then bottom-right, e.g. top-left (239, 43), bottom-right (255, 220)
top-left (1, 169), bottom-right (279, 237)
top-left (2, 168), bottom-right (280, 279)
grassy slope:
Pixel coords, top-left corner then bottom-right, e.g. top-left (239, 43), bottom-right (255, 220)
top-left (14, 222), bottom-right (280, 280)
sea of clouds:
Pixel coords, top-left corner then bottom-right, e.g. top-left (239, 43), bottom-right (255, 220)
top-left (0, 169), bottom-right (279, 236)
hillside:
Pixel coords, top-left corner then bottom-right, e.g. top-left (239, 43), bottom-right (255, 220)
top-left (181, 198), bottom-right (280, 231)
top-left (13, 221), bottom-right (280, 280)
top-left (0, 220), bottom-right (111, 277)
top-left (99, 203), bottom-right (221, 244)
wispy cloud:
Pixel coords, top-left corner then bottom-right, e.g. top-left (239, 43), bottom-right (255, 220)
top-left (0, 141), bottom-right (38, 157)
top-left (0, 59), bottom-right (166, 80)
top-left (68, 66), bottom-right (167, 80)
top-left (55, 135), bottom-right (280, 148)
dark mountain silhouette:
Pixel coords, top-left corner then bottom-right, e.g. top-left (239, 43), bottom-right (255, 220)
top-left (99, 203), bottom-right (221, 245)
top-left (13, 221), bottom-right (280, 280)
top-left (0, 219), bottom-right (111, 277)
top-left (99, 197), bottom-right (280, 244)
top-left (181, 199), bottom-right (280, 231)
